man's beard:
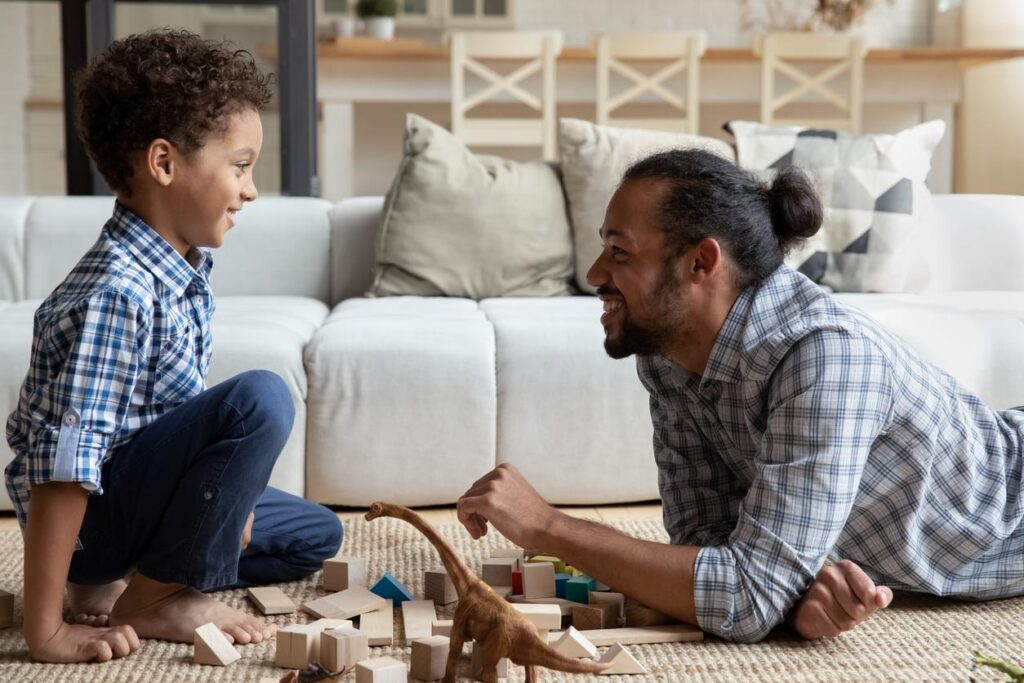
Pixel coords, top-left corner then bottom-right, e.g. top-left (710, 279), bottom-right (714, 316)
top-left (603, 267), bottom-right (686, 359)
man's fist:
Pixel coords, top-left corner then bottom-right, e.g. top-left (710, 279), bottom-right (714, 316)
top-left (791, 559), bottom-right (893, 639)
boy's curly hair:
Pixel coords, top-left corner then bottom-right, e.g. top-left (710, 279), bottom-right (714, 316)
top-left (74, 29), bottom-right (274, 196)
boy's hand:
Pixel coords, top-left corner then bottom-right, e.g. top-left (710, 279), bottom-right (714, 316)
top-left (791, 560), bottom-right (893, 639)
top-left (241, 512), bottom-right (255, 550)
top-left (30, 621), bottom-right (140, 663)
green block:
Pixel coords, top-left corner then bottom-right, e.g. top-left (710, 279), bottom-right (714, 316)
top-left (565, 576), bottom-right (596, 604)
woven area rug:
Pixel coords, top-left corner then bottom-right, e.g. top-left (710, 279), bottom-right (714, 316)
top-left (0, 518), bottom-right (1021, 682)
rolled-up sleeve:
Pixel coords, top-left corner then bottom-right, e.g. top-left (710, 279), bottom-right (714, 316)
top-left (693, 330), bottom-right (893, 643)
top-left (26, 290), bottom-right (149, 495)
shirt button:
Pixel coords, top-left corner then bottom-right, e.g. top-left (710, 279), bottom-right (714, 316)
top-left (203, 491), bottom-right (213, 501)
top-left (63, 414), bottom-right (77, 426)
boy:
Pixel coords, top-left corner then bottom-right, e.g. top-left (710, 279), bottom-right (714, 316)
top-left (5, 30), bottom-right (342, 663)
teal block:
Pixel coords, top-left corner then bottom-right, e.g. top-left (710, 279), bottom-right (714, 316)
top-left (554, 573), bottom-right (571, 599)
top-left (370, 571), bottom-right (414, 604)
top-left (565, 576), bottom-right (596, 604)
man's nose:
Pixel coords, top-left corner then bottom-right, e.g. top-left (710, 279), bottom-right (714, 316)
top-left (586, 251), bottom-right (609, 289)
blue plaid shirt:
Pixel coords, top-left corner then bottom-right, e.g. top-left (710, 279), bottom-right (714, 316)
top-left (639, 265), bottom-right (1024, 643)
top-left (5, 203), bottom-right (214, 532)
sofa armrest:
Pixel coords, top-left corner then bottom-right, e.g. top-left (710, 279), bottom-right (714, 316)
top-left (927, 194), bottom-right (1024, 292)
top-left (329, 196), bottom-right (385, 305)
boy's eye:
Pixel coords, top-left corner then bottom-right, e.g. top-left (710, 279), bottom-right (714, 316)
top-left (235, 163), bottom-right (251, 171)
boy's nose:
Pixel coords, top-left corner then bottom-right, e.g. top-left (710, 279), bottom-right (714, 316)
top-left (242, 180), bottom-right (258, 203)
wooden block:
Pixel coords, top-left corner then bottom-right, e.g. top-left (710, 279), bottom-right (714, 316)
top-left (410, 635), bottom-right (450, 681)
top-left (572, 603), bottom-right (617, 631)
top-left (323, 555), bottom-right (368, 592)
top-left (565, 576), bottom-right (596, 603)
top-left (481, 557), bottom-right (516, 587)
top-left (577, 625), bottom-right (704, 646)
top-left (527, 553), bottom-right (567, 573)
top-left (490, 547), bottom-right (524, 568)
top-left (246, 586), bottom-right (296, 616)
top-left (359, 605), bottom-right (395, 646)
top-left (554, 572), bottom-right (571, 599)
top-left (597, 643), bottom-right (647, 674)
top-left (193, 622), bottom-right (240, 666)
top-left (321, 626), bottom-right (370, 672)
top-left (355, 656), bottom-right (407, 683)
top-left (276, 624), bottom-right (320, 668)
top-left (401, 599), bottom-right (437, 643)
top-left (0, 590), bottom-right (12, 629)
top-left (309, 618), bottom-right (355, 631)
top-left (492, 585), bottom-right (512, 599)
top-left (589, 591), bottom-right (625, 627)
top-left (431, 619), bottom-right (454, 637)
top-left (552, 626), bottom-right (598, 659)
top-left (510, 603), bottom-right (562, 631)
top-left (624, 599), bottom-right (675, 627)
top-left (370, 572), bottom-right (414, 604)
top-left (507, 595), bottom-right (577, 616)
top-left (424, 569), bottom-right (458, 605)
top-left (511, 569), bottom-right (523, 595)
top-left (471, 642), bottom-right (509, 680)
top-left (303, 586), bottom-right (388, 619)
top-left (522, 562), bottom-right (556, 599)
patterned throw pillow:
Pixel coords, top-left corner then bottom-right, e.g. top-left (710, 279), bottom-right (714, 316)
top-left (726, 120), bottom-right (945, 293)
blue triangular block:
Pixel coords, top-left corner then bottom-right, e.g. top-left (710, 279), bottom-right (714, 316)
top-left (370, 572), bottom-right (414, 604)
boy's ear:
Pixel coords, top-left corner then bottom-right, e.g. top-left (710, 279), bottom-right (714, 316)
top-left (145, 138), bottom-right (176, 187)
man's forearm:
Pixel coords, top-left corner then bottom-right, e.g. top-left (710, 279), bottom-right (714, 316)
top-left (23, 482), bottom-right (88, 649)
top-left (536, 512), bottom-right (700, 627)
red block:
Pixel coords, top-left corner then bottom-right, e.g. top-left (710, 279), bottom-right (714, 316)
top-left (512, 569), bottom-right (523, 595)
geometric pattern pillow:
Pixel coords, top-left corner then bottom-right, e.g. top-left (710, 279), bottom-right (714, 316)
top-left (726, 120), bottom-right (946, 293)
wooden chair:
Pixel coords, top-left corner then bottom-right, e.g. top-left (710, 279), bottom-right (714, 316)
top-left (755, 32), bottom-right (866, 133)
top-left (594, 31), bottom-right (708, 134)
top-left (449, 31), bottom-right (564, 160)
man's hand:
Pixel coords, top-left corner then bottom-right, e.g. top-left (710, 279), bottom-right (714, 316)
top-left (241, 511), bottom-right (255, 550)
top-left (791, 559), bottom-right (893, 639)
top-left (30, 621), bottom-right (140, 663)
top-left (456, 464), bottom-right (558, 549)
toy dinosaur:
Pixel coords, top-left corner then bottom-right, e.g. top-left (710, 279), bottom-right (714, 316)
top-left (365, 502), bottom-right (610, 683)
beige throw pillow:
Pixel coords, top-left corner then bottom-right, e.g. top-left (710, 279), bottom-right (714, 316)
top-left (558, 118), bottom-right (736, 293)
top-left (369, 114), bottom-right (574, 299)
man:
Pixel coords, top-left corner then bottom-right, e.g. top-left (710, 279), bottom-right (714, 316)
top-left (456, 150), bottom-right (1024, 643)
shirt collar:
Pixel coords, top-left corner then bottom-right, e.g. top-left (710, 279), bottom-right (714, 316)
top-left (699, 280), bottom-right (758, 391)
top-left (106, 202), bottom-right (212, 297)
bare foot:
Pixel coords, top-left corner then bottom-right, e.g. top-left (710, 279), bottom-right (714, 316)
top-left (108, 573), bottom-right (275, 644)
top-left (67, 578), bottom-right (129, 626)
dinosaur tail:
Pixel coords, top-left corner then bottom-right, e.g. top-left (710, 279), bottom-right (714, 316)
top-left (365, 502), bottom-right (477, 597)
top-left (511, 636), bottom-right (612, 675)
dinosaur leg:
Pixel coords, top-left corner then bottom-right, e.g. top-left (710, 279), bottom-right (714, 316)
top-left (479, 666), bottom-right (499, 683)
top-left (525, 664), bottom-right (536, 682)
top-left (442, 605), bottom-right (469, 683)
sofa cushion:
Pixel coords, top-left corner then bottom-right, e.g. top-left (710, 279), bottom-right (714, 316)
top-left (0, 296), bottom-right (325, 509)
top-left (558, 118), bottom-right (736, 294)
top-left (728, 120), bottom-right (945, 293)
top-left (369, 114), bottom-right (574, 300)
top-left (304, 297), bottom-right (497, 506)
top-left (480, 296), bottom-right (659, 504)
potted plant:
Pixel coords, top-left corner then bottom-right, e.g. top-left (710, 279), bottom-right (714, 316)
top-left (357, 0), bottom-right (398, 40)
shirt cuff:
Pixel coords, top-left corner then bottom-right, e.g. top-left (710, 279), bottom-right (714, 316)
top-left (27, 420), bottom-right (108, 495)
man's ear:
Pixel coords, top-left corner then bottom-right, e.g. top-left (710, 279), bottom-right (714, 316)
top-left (144, 138), bottom-right (176, 187)
top-left (690, 237), bottom-right (723, 281)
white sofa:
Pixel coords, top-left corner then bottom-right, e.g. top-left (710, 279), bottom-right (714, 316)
top-left (1, 193), bottom-right (1023, 512)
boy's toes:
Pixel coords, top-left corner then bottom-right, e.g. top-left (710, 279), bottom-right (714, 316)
top-left (223, 624), bottom-right (252, 644)
top-left (74, 613), bottom-right (109, 626)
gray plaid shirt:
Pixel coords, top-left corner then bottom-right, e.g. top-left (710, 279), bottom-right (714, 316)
top-left (639, 265), bottom-right (1024, 643)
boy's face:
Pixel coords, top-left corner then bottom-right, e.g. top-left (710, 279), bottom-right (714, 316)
top-left (171, 108), bottom-right (263, 250)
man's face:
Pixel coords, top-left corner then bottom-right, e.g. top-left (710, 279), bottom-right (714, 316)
top-left (171, 108), bottom-right (263, 250)
top-left (586, 179), bottom-right (692, 359)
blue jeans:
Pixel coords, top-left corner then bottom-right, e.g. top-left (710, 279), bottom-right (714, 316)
top-left (67, 370), bottom-right (342, 591)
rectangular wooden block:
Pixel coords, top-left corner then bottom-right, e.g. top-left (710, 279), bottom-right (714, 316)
top-left (471, 642), bottom-right (509, 680)
top-left (527, 553), bottom-right (566, 573)
top-left (410, 635), bottom-right (450, 681)
top-left (359, 605), bottom-right (395, 646)
top-left (490, 547), bottom-right (524, 568)
top-left (481, 557), bottom-right (516, 587)
top-left (303, 586), bottom-right (388, 619)
top-left (577, 624), bottom-right (704, 646)
top-left (589, 591), bottom-right (625, 627)
top-left (522, 562), bottom-right (556, 599)
top-left (323, 555), bottom-right (368, 592)
top-left (321, 626), bottom-right (370, 672)
top-left (246, 586), bottom-right (295, 616)
top-left (565, 576), bottom-right (596, 603)
top-left (432, 619), bottom-right (454, 637)
top-left (355, 656), bottom-right (407, 683)
top-left (511, 603), bottom-right (562, 631)
top-left (401, 599), bottom-right (437, 643)
top-left (624, 599), bottom-right (675, 627)
top-left (571, 603), bottom-right (617, 631)
top-left (491, 586), bottom-right (512, 599)
top-left (424, 569), bottom-right (458, 606)
top-left (0, 590), bottom-right (12, 628)
top-left (276, 624), bottom-right (320, 668)
top-left (508, 595), bottom-right (577, 616)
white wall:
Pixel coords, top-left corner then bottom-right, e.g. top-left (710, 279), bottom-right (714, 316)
top-left (0, 3), bottom-right (30, 195)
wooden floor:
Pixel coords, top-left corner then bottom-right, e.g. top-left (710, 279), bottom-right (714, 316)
top-left (0, 504), bottom-right (663, 532)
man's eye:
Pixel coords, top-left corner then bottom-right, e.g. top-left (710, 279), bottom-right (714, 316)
top-left (611, 246), bottom-right (627, 259)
